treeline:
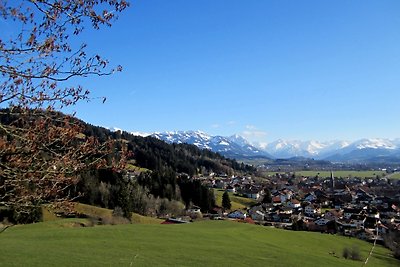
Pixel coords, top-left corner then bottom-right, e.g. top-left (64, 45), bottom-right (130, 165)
top-left (77, 167), bottom-right (215, 218)
top-left (83, 123), bottom-right (255, 176)
top-left (0, 109), bottom-right (255, 221)
top-left (80, 123), bottom-right (255, 214)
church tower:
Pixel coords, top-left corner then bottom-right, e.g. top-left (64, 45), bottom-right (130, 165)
top-left (330, 171), bottom-right (335, 190)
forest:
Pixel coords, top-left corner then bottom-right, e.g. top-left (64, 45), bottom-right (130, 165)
top-left (0, 108), bottom-right (255, 222)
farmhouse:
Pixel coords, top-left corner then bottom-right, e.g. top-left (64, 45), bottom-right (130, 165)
top-left (324, 209), bottom-right (342, 221)
top-left (286, 199), bottom-right (301, 209)
top-left (314, 218), bottom-right (331, 226)
top-left (304, 204), bottom-right (321, 216)
top-left (228, 210), bottom-right (247, 219)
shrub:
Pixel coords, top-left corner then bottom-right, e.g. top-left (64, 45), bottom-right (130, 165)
top-left (342, 247), bottom-right (350, 259)
top-left (342, 245), bottom-right (361, 261)
top-left (394, 248), bottom-right (400, 260)
top-left (12, 207), bottom-right (42, 224)
top-left (350, 245), bottom-right (361, 261)
top-left (383, 230), bottom-right (400, 260)
top-left (112, 206), bottom-right (125, 218)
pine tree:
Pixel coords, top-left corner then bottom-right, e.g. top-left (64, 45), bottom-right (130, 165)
top-left (262, 188), bottom-right (272, 203)
top-left (222, 191), bottom-right (231, 210)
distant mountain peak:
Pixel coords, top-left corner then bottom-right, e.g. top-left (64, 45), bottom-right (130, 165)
top-left (151, 131), bottom-right (270, 159)
top-left (228, 134), bottom-right (250, 146)
top-left (122, 127), bottom-right (400, 163)
top-left (130, 131), bottom-right (150, 137)
top-left (350, 138), bottom-right (396, 150)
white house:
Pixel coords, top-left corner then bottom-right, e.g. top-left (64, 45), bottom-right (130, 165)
top-left (227, 210), bottom-right (247, 219)
top-left (314, 218), bottom-right (331, 226)
top-left (245, 188), bottom-right (263, 200)
top-left (305, 204), bottom-right (320, 215)
top-left (251, 210), bottom-right (266, 221)
top-left (226, 185), bottom-right (236, 193)
top-left (187, 205), bottom-right (201, 214)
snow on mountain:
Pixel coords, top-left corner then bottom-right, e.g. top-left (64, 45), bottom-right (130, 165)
top-left (152, 131), bottom-right (213, 150)
top-left (393, 138), bottom-right (400, 145)
top-left (347, 138), bottom-right (396, 150)
top-left (320, 138), bottom-right (398, 162)
top-left (152, 130), bottom-right (400, 160)
top-left (107, 126), bottom-right (123, 132)
top-left (130, 131), bottom-right (150, 137)
top-left (265, 139), bottom-right (308, 158)
top-left (132, 129), bottom-right (400, 162)
top-left (260, 138), bottom-right (398, 159)
top-left (315, 140), bottom-right (351, 158)
top-left (107, 127), bottom-right (150, 137)
top-left (151, 131), bottom-right (269, 158)
top-left (228, 134), bottom-right (251, 147)
top-left (262, 139), bottom-right (341, 158)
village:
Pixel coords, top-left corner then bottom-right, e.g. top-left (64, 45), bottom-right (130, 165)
top-left (195, 171), bottom-right (400, 244)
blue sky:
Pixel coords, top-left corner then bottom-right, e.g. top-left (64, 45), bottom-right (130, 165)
top-left (66, 0), bottom-right (400, 143)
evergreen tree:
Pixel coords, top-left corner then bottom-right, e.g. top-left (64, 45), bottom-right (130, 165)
top-left (222, 191), bottom-right (231, 210)
top-left (262, 188), bottom-right (272, 203)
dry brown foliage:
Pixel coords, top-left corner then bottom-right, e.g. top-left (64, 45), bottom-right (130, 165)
top-left (0, 0), bottom-right (129, 219)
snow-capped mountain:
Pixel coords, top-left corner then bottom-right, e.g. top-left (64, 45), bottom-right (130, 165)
top-left (131, 129), bottom-right (400, 162)
top-left (263, 139), bottom-right (351, 159)
top-left (262, 138), bottom-right (400, 160)
top-left (261, 138), bottom-right (400, 163)
top-left (107, 126), bottom-right (123, 132)
top-left (152, 131), bottom-right (212, 150)
top-left (228, 134), bottom-right (251, 147)
top-left (322, 138), bottom-right (400, 163)
top-left (341, 138), bottom-right (396, 151)
top-left (107, 127), bottom-right (150, 137)
top-left (151, 131), bottom-right (271, 158)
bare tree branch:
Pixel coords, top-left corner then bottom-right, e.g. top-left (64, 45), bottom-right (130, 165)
top-left (0, 0), bottom-right (129, 221)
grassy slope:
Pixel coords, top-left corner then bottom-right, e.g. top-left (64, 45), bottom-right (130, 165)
top-left (74, 203), bottom-right (163, 224)
top-left (390, 172), bottom-right (400, 179)
top-left (214, 189), bottom-right (257, 210)
top-left (0, 220), bottom-right (397, 267)
top-left (42, 203), bottom-right (162, 225)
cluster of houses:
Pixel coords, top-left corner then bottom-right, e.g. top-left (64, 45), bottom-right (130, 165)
top-left (202, 172), bottom-right (400, 243)
top-left (201, 175), bottom-right (265, 200)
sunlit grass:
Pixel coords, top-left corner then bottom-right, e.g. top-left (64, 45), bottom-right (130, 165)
top-left (214, 189), bottom-right (258, 210)
top-left (0, 220), bottom-right (396, 266)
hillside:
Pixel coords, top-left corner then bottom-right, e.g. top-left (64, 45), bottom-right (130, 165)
top-left (0, 108), bottom-right (253, 177)
top-left (214, 189), bottom-right (257, 210)
top-left (0, 109), bottom-right (257, 223)
top-left (0, 219), bottom-right (397, 266)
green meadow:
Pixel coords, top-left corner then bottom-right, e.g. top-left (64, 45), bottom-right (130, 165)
top-left (0, 219), bottom-right (397, 266)
top-left (214, 189), bottom-right (257, 210)
top-left (390, 172), bottom-right (400, 179)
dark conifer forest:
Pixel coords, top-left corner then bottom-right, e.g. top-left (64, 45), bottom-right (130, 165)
top-left (0, 109), bottom-right (255, 221)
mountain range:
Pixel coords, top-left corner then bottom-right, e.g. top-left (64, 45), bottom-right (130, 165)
top-left (151, 131), bottom-right (270, 159)
top-left (125, 130), bottom-right (400, 163)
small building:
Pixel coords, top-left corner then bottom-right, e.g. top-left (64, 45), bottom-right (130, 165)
top-left (305, 204), bottom-right (321, 216)
top-left (287, 199), bottom-right (301, 209)
top-left (227, 210), bottom-right (247, 219)
top-left (226, 185), bottom-right (236, 193)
